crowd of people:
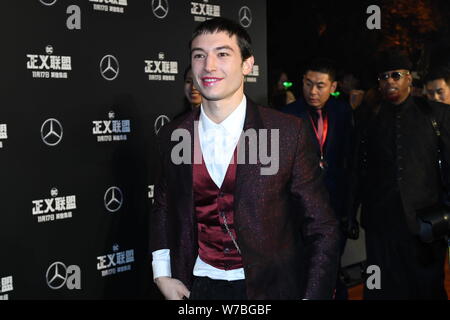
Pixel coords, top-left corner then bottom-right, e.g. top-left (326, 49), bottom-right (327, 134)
top-left (152, 17), bottom-right (450, 300)
top-left (274, 54), bottom-right (450, 300)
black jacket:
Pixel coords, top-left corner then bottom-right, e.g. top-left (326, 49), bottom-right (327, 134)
top-left (351, 96), bottom-right (450, 234)
top-left (282, 97), bottom-right (354, 220)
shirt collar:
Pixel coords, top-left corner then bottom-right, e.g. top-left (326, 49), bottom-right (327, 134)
top-left (384, 94), bottom-right (413, 113)
top-left (306, 102), bottom-right (328, 116)
top-left (199, 95), bottom-right (247, 137)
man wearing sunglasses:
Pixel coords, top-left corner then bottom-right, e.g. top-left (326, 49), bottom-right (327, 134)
top-left (350, 50), bottom-right (450, 299)
top-left (377, 70), bottom-right (412, 104)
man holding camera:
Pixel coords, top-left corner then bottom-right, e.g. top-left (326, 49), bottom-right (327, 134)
top-left (350, 50), bottom-right (450, 299)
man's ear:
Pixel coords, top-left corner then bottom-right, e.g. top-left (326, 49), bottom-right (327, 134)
top-left (331, 81), bottom-right (338, 93)
top-left (242, 56), bottom-right (255, 76)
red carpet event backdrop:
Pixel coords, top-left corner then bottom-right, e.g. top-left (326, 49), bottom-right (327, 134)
top-left (0, 0), bottom-right (267, 299)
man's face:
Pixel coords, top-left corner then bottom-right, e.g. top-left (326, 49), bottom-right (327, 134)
top-left (425, 79), bottom-right (450, 105)
top-left (378, 69), bottom-right (412, 105)
top-left (190, 31), bottom-right (254, 104)
top-left (302, 71), bottom-right (337, 109)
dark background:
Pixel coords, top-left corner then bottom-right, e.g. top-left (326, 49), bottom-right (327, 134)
top-left (267, 0), bottom-right (450, 97)
top-left (0, 0), bottom-right (266, 300)
top-left (1, 0), bottom-right (449, 300)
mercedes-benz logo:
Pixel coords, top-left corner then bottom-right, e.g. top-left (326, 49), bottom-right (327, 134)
top-left (100, 55), bottom-right (119, 81)
top-left (104, 186), bottom-right (123, 213)
top-left (46, 45), bottom-right (54, 55)
top-left (46, 262), bottom-right (67, 290)
top-left (154, 115), bottom-right (170, 135)
top-left (41, 118), bottom-right (63, 146)
top-left (40, 0), bottom-right (58, 6)
top-left (152, 0), bottom-right (169, 19)
top-left (50, 187), bottom-right (59, 197)
top-left (239, 6), bottom-right (252, 28)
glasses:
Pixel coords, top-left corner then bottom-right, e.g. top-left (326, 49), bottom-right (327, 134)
top-left (378, 71), bottom-right (410, 81)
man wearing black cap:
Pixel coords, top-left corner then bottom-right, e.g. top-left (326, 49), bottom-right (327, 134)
top-left (350, 50), bottom-right (450, 299)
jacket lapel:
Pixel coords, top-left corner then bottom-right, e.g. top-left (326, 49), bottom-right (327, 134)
top-left (324, 101), bottom-right (336, 155)
top-left (234, 98), bottom-right (264, 213)
top-left (175, 108), bottom-right (200, 236)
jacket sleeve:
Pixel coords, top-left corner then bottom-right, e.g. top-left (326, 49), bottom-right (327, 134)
top-left (342, 103), bottom-right (357, 221)
top-left (347, 106), bottom-right (372, 225)
top-left (440, 106), bottom-right (450, 197)
top-left (289, 118), bottom-right (341, 300)
top-left (149, 130), bottom-right (170, 253)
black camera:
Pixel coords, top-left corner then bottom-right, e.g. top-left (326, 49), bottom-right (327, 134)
top-left (417, 203), bottom-right (450, 243)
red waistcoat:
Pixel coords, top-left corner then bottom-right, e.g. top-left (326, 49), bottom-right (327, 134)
top-left (193, 144), bottom-right (243, 270)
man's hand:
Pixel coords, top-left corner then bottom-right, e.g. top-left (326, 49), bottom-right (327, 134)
top-left (346, 218), bottom-right (360, 240)
top-left (155, 276), bottom-right (190, 300)
top-left (340, 216), bottom-right (360, 240)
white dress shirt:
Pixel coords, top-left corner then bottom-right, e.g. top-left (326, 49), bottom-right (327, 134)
top-left (152, 96), bottom-right (247, 282)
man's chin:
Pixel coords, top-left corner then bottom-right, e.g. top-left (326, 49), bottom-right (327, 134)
top-left (201, 94), bottom-right (222, 102)
top-left (306, 100), bottom-right (321, 108)
top-left (385, 93), bottom-right (401, 103)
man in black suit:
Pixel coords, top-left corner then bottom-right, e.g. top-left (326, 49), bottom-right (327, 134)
top-left (282, 58), bottom-right (355, 299)
top-left (351, 50), bottom-right (449, 299)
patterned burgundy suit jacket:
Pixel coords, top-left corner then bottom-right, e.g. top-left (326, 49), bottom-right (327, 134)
top-left (150, 98), bottom-right (340, 300)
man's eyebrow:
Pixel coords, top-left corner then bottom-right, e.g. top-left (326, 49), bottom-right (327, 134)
top-left (305, 78), bottom-right (326, 85)
top-left (215, 45), bottom-right (234, 51)
top-left (191, 47), bottom-right (205, 54)
top-left (191, 45), bottom-right (234, 54)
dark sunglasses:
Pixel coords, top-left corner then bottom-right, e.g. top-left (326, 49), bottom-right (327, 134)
top-left (378, 71), bottom-right (410, 81)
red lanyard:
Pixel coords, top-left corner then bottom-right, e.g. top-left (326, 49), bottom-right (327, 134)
top-left (309, 110), bottom-right (328, 168)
